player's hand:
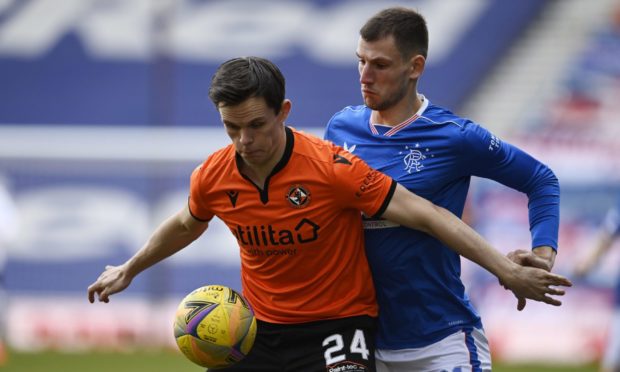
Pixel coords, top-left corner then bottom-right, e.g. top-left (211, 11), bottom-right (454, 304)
top-left (87, 264), bottom-right (133, 303)
top-left (505, 247), bottom-right (556, 310)
top-left (507, 248), bottom-right (555, 271)
top-left (504, 265), bottom-right (572, 310)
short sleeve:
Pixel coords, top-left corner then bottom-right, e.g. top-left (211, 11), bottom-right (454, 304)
top-left (331, 146), bottom-right (396, 218)
top-left (188, 163), bottom-right (215, 222)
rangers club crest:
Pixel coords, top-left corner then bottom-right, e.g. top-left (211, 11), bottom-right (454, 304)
top-left (399, 143), bottom-right (432, 173)
top-left (286, 185), bottom-right (311, 208)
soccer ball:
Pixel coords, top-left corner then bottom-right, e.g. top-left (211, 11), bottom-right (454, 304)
top-left (173, 285), bottom-right (257, 369)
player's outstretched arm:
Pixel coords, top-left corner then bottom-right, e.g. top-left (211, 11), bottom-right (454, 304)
top-left (87, 205), bottom-right (208, 303)
top-left (574, 230), bottom-right (614, 278)
top-left (380, 183), bottom-right (573, 306)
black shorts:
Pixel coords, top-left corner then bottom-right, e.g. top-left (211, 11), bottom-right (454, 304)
top-left (212, 315), bottom-right (377, 372)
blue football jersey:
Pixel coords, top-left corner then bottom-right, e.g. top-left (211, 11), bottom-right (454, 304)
top-left (324, 97), bottom-right (560, 349)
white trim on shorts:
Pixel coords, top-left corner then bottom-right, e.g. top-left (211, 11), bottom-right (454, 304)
top-left (375, 327), bottom-right (491, 372)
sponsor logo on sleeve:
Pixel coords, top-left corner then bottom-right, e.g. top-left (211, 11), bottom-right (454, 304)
top-left (355, 170), bottom-right (379, 198)
top-left (489, 134), bottom-right (501, 151)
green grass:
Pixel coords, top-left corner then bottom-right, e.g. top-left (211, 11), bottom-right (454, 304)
top-left (0, 349), bottom-right (599, 372)
top-left (2, 349), bottom-right (201, 372)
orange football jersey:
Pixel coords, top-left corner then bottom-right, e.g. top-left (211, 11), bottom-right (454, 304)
top-left (189, 127), bottom-right (395, 323)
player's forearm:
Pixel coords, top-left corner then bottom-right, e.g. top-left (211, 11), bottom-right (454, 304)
top-left (123, 210), bottom-right (207, 278)
top-left (422, 203), bottom-right (519, 281)
top-left (586, 232), bottom-right (614, 266)
top-left (382, 184), bottom-right (519, 281)
top-left (527, 167), bottom-right (560, 249)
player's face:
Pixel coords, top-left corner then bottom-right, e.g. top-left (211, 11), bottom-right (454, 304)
top-left (357, 36), bottom-right (414, 111)
top-left (219, 96), bottom-right (290, 169)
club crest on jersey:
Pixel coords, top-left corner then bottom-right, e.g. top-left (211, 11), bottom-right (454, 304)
top-left (286, 184), bottom-right (311, 208)
top-left (399, 143), bottom-right (432, 174)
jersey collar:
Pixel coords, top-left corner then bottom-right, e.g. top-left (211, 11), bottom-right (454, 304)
top-left (234, 126), bottom-right (294, 204)
top-left (369, 94), bottom-right (429, 137)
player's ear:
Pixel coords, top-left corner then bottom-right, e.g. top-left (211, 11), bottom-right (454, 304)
top-left (278, 99), bottom-right (292, 122)
top-left (409, 54), bottom-right (425, 80)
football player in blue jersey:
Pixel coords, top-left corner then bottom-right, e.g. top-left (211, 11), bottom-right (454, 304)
top-left (575, 197), bottom-right (620, 372)
top-left (325, 7), bottom-right (562, 371)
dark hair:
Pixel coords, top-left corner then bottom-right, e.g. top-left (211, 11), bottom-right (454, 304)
top-left (360, 7), bottom-right (428, 59)
top-left (208, 56), bottom-right (285, 114)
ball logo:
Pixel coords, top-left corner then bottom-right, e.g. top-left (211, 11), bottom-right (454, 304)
top-left (286, 185), bottom-right (311, 208)
top-left (207, 323), bottom-right (218, 334)
top-left (183, 300), bottom-right (218, 325)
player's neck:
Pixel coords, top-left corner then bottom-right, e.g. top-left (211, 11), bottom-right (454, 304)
top-left (241, 157), bottom-right (280, 190)
top-left (371, 93), bottom-right (423, 127)
top-left (240, 166), bottom-right (269, 190)
top-left (239, 129), bottom-right (287, 190)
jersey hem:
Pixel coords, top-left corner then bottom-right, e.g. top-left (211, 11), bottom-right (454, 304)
top-left (187, 197), bottom-right (212, 222)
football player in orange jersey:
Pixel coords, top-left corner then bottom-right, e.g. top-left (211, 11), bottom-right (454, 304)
top-left (88, 56), bottom-right (571, 371)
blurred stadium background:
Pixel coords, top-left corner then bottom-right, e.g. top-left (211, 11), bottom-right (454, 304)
top-left (0, 0), bottom-right (619, 370)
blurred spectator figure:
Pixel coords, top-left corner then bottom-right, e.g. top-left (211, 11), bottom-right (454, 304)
top-left (0, 174), bottom-right (18, 365)
top-left (575, 196), bottom-right (620, 372)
